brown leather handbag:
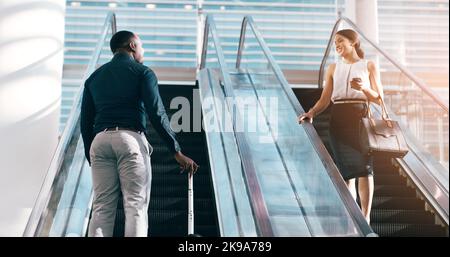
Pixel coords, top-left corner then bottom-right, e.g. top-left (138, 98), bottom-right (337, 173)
top-left (360, 97), bottom-right (409, 158)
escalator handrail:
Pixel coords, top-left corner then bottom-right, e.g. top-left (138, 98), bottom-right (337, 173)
top-left (235, 16), bottom-right (375, 237)
top-left (23, 12), bottom-right (117, 237)
top-left (318, 15), bottom-right (449, 113)
top-left (200, 15), bottom-right (274, 236)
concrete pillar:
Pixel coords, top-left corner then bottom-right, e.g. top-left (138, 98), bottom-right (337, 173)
top-left (343, 0), bottom-right (379, 66)
top-left (354, 0), bottom-right (379, 44)
top-left (342, 0), bottom-right (356, 23)
top-left (344, 0), bottom-right (379, 43)
top-left (0, 0), bottom-right (65, 236)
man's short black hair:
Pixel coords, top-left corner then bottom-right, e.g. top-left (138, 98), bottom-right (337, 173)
top-left (110, 30), bottom-right (135, 53)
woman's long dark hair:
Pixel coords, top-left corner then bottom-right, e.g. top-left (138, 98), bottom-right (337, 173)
top-left (336, 29), bottom-right (365, 59)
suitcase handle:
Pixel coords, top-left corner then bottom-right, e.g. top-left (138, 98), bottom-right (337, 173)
top-left (188, 171), bottom-right (194, 235)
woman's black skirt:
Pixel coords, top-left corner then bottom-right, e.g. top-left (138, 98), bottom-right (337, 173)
top-left (329, 102), bottom-right (373, 180)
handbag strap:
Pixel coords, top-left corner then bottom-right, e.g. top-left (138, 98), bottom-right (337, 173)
top-left (367, 96), bottom-right (393, 128)
top-left (367, 95), bottom-right (390, 119)
top-left (378, 96), bottom-right (391, 120)
top-left (343, 61), bottom-right (391, 126)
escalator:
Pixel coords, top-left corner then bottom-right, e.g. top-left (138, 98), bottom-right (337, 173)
top-left (112, 84), bottom-right (219, 236)
top-left (294, 16), bottom-right (449, 236)
top-left (198, 15), bottom-right (374, 237)
top-left (24, 13), bottom-right (448, 237)
top-left (198, 15), bottom-right (448, 237)
top-left (23, 13), bottom-right (220, 237)
top-left (295, 89), bottom-right (447, 236)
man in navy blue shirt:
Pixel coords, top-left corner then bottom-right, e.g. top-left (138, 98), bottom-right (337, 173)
top-left (81, 31), bottom-right (198, 237)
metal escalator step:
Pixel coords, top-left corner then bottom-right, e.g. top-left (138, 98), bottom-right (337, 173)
top-left (150, 145), bottom-right (206, 153)
top-left (314, 126), bottom-right (329, 134)
top-left (151, 163), bottom-right (182, 174)
top-left (148, 151), bottom-right (209, 163)
top-left (150, 149), bottom-right (206, 160)
top-left (149, 225), bottom-right (218, 237)
top-left (150, 163), bottom-right (210, 174)
top-left (148, 144), bottom-right (206, 153)
top-left (151, 161), bottom-right (190, 169)
top-left (371, 223), bottom-right (447, 237)
top-left (374, 185), bottom-right (416, 197)
top-left (150, 157), bottom-right (208, 168)
top-left (117, 194), bottom-right (214, 211)
top-left (151, 185), bottom-right (213, 198)
top-left (194, 225), bottom-right (219, 237)
top-left (147, 130), bottom-right (204, 140)
top-left (149, 197), bottom-right (215, 210)
top-left (113, 211), bottom-right (218, 237)
top-left (152, 174), bottom-right (211, 186)
top-left (151, 185), bottom-right (211, 197)
top-left (112, 179), bottom-right (212, 203)
top-left (148, 130), bottom-right (204, 139)
top-left (148, 155), bottom-right (177, 163)
top-left (372, 196), bottom-right (424, 210)
top-left (149, 210), bottom-right (217, 226)
top-left (114, 198), bottom-right (217, 235)
top-left (151, 159), bottom-right (210, 168)
top-left (374, 174), bottom-right (406, 186)
top-left (148, 136), bottom-right (205, 145)
top-left (374, 162), bottom-right (398, 174)
top-left (370, 209), bottom-right (435, 224)
top-left (148, 137), bottom-right (204, 146)
top-left (113, 211), bottom-right (125, 237)
top-left (374, 167), bottom-right (399, 175)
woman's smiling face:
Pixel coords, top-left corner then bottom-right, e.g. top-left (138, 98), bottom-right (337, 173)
top-left (334, 34), bottom-right (353, 57)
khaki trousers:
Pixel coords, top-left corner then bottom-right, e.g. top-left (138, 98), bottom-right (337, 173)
top-left (88, 130), bottom-right (152, 237)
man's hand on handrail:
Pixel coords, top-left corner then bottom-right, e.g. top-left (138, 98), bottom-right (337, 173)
top-left (174, 151), bottom-right (199, 174)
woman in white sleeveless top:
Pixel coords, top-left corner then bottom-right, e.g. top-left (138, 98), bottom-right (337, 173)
top-left (298, 29), bottom-right (384, 224)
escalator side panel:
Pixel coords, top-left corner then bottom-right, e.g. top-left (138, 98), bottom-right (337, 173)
top-left (198, 69), bottom-right (258, 237)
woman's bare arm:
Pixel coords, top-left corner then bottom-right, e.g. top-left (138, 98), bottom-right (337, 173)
top-left (298, 64), bottom-right (334, 123)
top-left (365, 60), bottom-right (384, 103)
top-left (310, 63), bottom-right (335, 116)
